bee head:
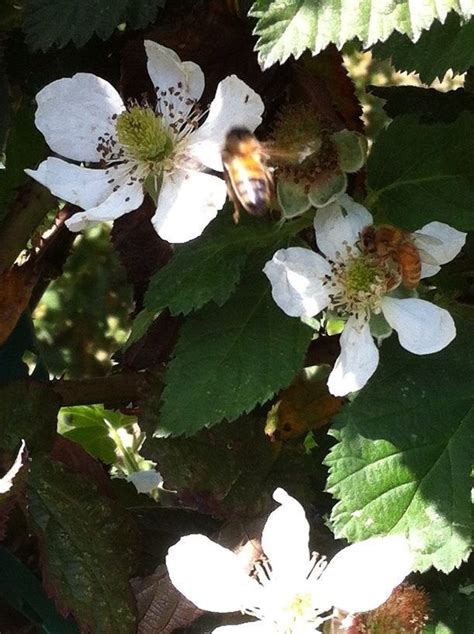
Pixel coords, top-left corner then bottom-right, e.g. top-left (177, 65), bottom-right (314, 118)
top-left (224, 127), bottom-right (258, 153)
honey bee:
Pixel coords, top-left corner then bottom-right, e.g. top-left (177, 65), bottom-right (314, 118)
top-left (221, 127), bottom-right (273, 223)
top-left (361, 225), bottom-right (422, 289)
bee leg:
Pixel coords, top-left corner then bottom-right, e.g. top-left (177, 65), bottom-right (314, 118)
top-left (232, 206), bottom-right (241, 224)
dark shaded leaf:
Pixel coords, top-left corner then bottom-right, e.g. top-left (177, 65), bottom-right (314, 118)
top-left (0, 547), bottom-right (78, 633)
top-left (24, 0), bottom-right (166, 51)
top-left (372, 12), bottom-right (474, 84)
top-left (0, 381), bottom-right (60, 452)
top-left (367, 113), bottom-right (474, 230)
top-left (27, 457), bottom-right (139, 633)
top-left (144, 414), bottom-right (274, 517)
top-left (370, 85), bottom-right (474, 123)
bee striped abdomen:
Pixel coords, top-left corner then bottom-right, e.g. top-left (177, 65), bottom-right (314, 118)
top-left (234, 175), bottom-right (271, 215)
top-left (396, 241), bottom-right (421, 289)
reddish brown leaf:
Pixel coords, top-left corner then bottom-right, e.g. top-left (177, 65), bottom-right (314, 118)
top-left (50, 435), bottom-right (111, 497)
top-left (265, 371), bottom-right (343, 442)
top-left (132, 565), bottom-right (203, 634)
top-left (0, 264), bottom-right (38, 346)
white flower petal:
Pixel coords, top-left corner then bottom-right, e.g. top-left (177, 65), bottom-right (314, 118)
top-left (152, 170), bottom-right (227, 243)
top-left (316, 536), bottom-right (412, 614)
top-left (420, 262), bottom-right (441, 279)
top-left (413, 221), bottom-right (466, 270)
top-left (66, 177), bottom-right (144, 232)
top-left (314, 196), bottom-right (372, 261)
top-left (166, 535), bottom-right (262, 613)
top-left (26, 157), bottom-right (120, 209)
top-left (187, 75), bottom-right (264, 171)
top-left (263, 248), bottom-right (331, 318)
top-left (35, 73), bottom-right (124, 162)
top-left (261, 488), bottom-right (311, 583)
top-left (0, 440), bottom-right (26, 494)
top-left (381, 297), bottom-right (455, 354)
top-left (327, 317), bottom-right (379, 396)
top-left (126, 470), bottom-right (163, 494)
top-left (213, 623), bottom-right (271, 633)
top-left (145, 40), bottom-right (205, 124)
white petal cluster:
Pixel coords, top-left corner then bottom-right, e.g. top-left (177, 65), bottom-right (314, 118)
top-left (264, 195), bottom-right (466, 396)
top-left (26, 41), bottom-right (264, 244)
top-left (166, 488), bottom-right (413, 633)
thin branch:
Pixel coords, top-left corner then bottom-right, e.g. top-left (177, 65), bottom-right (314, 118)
top-left (51, 371), bottom-right (154, 407)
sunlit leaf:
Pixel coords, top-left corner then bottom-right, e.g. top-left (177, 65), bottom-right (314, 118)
top-left (326, 320), bottom-right (474, 573)
top-left (250, 0), bottom-right (474, 69)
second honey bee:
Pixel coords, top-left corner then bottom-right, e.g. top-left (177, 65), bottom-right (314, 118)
top-left (361, 225), bottom-right (422, 289)
top-left (221, 127), bottom-right (273, 223)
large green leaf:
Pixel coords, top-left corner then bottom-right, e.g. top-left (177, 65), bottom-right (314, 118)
top-left (128, 213), bottom-right (311, 347)
top-left (27, 457), bottom-right (138, 633)
top-left (143, 214), bottom-right (262, 318)
top-left (158, 262), bottom-right (313, 436)
top-left (373, 12), bottom-right (474, 84)
top-left (325, 320), bottom-right (474, 573)
top-left (24, 0), bottom-right (166, 51)
top-left (367, 113), bottom-right (474, 230)
top-left (250, 0), bottom-right (474, 69)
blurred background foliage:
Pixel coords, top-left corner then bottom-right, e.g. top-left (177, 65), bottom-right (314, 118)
top-left (33, 226), bottom-right (133, 377)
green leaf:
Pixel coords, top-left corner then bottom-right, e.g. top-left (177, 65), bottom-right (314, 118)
top-left (124, 0), bottom-right (165, 29)
top-left (369, 85), bottom-right (474, 123)
top-left (250, 0), bottom-right (474, 70)
top-left (367, 113), bottom-right (474, 230)
top-left (0, 547), bottom-right (78, 633)
top-left (158, 261), bottom-right (313, 436)
top-left (144, 413), bottom-right (275, 516)
top-left (0, 381), bottom-right (60, 452)
top-left (372, 12), bottom-right (474, 84)
top-left (24, 0), bottom-right (165, 51)
top-left (130, 213), bottom-right (311, 346)
top-left (58, 405), bottom-right (133, 464)
top-left (143, 214), bottom-right (259, 317)
top-left (325, 320), bottom-right (474, 573)
top-left (427, 589), bottom-right (474, 633)
top-left (27, 457), bottom-right (138, 633)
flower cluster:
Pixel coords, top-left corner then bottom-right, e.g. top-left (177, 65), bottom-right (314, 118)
top-left (264, 195), bottom-right (466, 396)
top-left (166, 488), bottom-right (413, 633)
top-left (26, 41), bottom-right (263, 243)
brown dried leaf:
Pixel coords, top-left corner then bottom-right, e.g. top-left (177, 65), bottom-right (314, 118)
top-left (132, 565), bottom-right (202, 634)
top-left (265, 370), bottom-right (343, 442)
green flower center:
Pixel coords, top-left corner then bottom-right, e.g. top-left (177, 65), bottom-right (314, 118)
top-left (345, 256), bottom-right (381, 294)
top-left (326, 251), bottom-right (389, 318)
top-left (287, 592), bottom-right (313, 619)
top-left (115, 106), bottom-right (173, 164)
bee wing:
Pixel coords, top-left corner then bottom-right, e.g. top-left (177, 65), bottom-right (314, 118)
top-left (222, 163), bottom-right (243, 224)
top-left (412, 232), bottom-right (443, 265)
